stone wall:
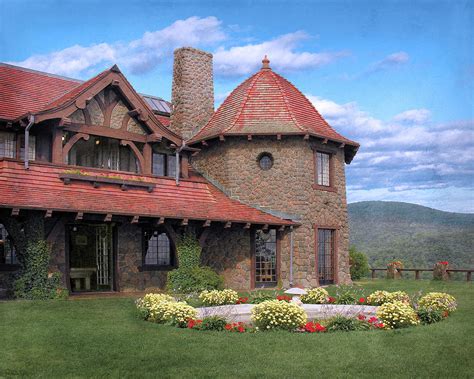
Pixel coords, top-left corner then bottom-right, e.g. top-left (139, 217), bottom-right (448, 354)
top-left (170, 47), bottom-right (214, 139)
top-left (202, 226), bottom-right (252, 290)
top-left (191, 136), bottom-right (351, 287)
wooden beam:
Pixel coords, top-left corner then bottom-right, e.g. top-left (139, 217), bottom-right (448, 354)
top-left (111, 79), bottom-right (120, 87)
top-left (45, 210), bottom-right (53, 218)
top-left (64, 123), bottom-right (148, 144)
top-left (244, 222), bottom-right (251, 229)
top-left (181, 218), bottom-right (189, 226)
top-left (131, 215), bottom-right (140, 224)
top-left (75, 212), bottom-right (84, 221)
top-left (11, 208), bottom-right (20, 217)
top-left (203, 219), bottom-right (211, 227)
top-left (104, 214), bottom-right (113, 222)
top-left (127, 109), bottom-right (141, 118)
top-left (224, 221), bottom-right (232, 228)
top-left (58, 118), bottom-right (72, 127)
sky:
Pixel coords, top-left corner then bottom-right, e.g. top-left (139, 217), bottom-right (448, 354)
top-left (1, 0), bottom-right (473, 213)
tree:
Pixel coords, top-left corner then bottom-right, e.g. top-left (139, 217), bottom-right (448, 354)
top-left (349, 246), bottom-right (370, 280)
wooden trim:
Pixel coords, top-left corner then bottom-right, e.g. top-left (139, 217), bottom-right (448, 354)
top-left (62, 133), bottom-right (90, 158)
top-left (65, 123), bottom-right (148, 143)
top-left (120, 140), bottom-right (145, 174)
top-left (83, 109), bottom-right (92, 125)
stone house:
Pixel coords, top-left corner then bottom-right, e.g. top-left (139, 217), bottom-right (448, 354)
top-left (0, 47), bottom-right (358, 296)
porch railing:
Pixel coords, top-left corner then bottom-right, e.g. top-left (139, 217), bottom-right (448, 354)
top-left (370, 268), bottom-right (473, 282)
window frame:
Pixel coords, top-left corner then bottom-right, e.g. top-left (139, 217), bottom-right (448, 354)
top-left (141, 226), bottom-right (176, 271)
top-left (312, 148), bottom-right (336, 192)
top-left (314, 225), bottom-right (338, 285)
top-left (251, 228), bottom-right (281, 289)
top-left (0, 223), bottom-right (20, 271)
top-left (152, 151), bottom-right (179, 178)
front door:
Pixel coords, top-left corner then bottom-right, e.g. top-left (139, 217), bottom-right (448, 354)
top-left (68, 224), bottom-right (114, 292)
top-left (254, 229), bottom-right (277, 287)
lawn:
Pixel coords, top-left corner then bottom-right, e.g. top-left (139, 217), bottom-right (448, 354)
top-left (1, 280), bottom-right (473, 378)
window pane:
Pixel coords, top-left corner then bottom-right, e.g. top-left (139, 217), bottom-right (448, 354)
top-left (167, 155), bottom-right (176, 178)
top-left (0, 224), bottom-right (17, 265)
top-left (0, 132), bottom-right (16, 158)
top-left (255, 229), bottom-right (277, 283)
top-left (20, 135), bottom-right (36, 161)
top-left (152, 153), bottom-right (165, 176)
top-left (318, 229), bottom-right (334, 284)
top-left (317, 152), bottom-right (330, 186)
top-left (144, 230), bottom-right (171, 266)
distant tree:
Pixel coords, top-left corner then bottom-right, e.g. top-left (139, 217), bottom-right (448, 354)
top-left (349, 246), bottom-right (370, 280)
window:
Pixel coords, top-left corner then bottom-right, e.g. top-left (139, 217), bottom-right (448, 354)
top-left (143, 229), bottom-right (174, 268)
top-left (0, 132), bottom-right (16, 158)
top-left (317, 229), bottom-right (335, 285)
top-left (257, 152), bottom-right (273, 170)
top-left (254, 229), bottom-right (277, 285)
top-left (19, 135), bottom-right (36, 161)
top-left (316, 151), bottom-right (331, 186)
top-left (0, 224), bottom-right (17, 265)
top-left (68, 136), bottom-right (139, 173)
top-left (152, 152), bottom-right (177, 177)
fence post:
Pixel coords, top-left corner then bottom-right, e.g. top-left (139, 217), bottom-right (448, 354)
top-left (415, 270), bottom-right (420, 280)
top-left (371, 269), bottom-right (376, 279)
top-left (467, 271), bottom-right (472, 282)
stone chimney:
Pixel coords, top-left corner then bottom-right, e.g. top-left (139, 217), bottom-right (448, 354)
top-left (170, 47), bottom-right (214, 140)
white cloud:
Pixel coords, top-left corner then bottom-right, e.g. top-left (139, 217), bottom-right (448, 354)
top-left (368, 51), bottom-right (410, 73)
top-left (10, 16), bottom-right (226, 77)
top-left (393, 108), bottom-right (431, 124)
top-left (213, 32), bottom-right (350, 76)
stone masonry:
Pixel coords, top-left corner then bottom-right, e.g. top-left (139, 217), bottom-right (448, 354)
top-left (192, 136), bottom-right (352, 288)
top-left (170, 47), bottom-right (214, 139)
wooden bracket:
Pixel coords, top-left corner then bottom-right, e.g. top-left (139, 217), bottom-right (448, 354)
top-left (203, 219), bottom-right (211, 227)
top-left (339, 143), bottom-right (345, 148)
top-left (202, 140), bottom-right (208, 147)
top-left (224, 221), bottom-right (232, 229)
top-left (131, 215), bottom-right (140, 224)
top-left (181, 218), bottom-right (189, 226)
top-left (219, 135), bottom-right (225, 141)
top-left (247, 134), bottom-right (252, 141)
top-left (157, 217), bottom-right (165, 225)
top-left (322, 138), bottom-right (328, 145)
top-left (104, 214), bottom-right (113, 222)
top-left (303, 134), bottom-right (310, 140)
top-left (45, 210), bottom-right (53, 218)
top-left (75, 212), bottom-right (84, 221)
top-left (244, 222), bottom-right (251, 229)
top-left (277, 134), bottom-right (282, 140)
top-left (11, 208), bottom-right (20, 217)
top-left (279, 225), bottom-right (286, 232)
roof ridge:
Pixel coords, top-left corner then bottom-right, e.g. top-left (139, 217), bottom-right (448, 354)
top-left (270, 70), bottom-right (307, 133)
top-left (222, 70), bottom-right (264, 134)
top-left (0, 62), bottom-right (83, 83)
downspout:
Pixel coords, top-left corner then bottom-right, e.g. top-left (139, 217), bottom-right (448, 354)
top-left (289, 225), bottom-right (294, 286)
top-left (175, 140), bottom-right (186, 186)
top-left (24, 114), bottom-right (35, 170)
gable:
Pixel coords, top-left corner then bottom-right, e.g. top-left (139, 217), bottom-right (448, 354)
top-left (67, 87), bottom-right (147, 136)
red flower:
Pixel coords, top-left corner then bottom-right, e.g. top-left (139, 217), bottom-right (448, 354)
top-left (359, 297), bottom-right (366, 304)
top-left (442, 311), bottom-right (449, 318)
top-left (236, 297), bottom-right (249, 304)
top-left (376, 323), bottom-right (385, 329)
top-left (328, 296), bottom-right (336, 303)
top-left (315, 323), bottom-right (326, 332)
top-left (304, 322), bottom-right (326, 333)
top-left (225, 324), bottom-right (233, 331)
top-left (368, 317), bottom-right (378, 324)
top-left (237, 325), bottom-right (245, 333)
top-left (187, 319), bottom-right (196, 329)
top-left (358, 314), bottom-right (366, 320)
top-left (438, 261), bottom-right (449, 265)
top-left (277, 295), bottom-right (291, 302)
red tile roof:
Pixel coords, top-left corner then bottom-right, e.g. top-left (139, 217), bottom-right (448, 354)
top-left (0, 63), bottom-right (81, 121)
top-left (0, 159), bottom-right (294, 226)
top-left (156, 114), bottom-right (171, 127)
top-left (188, 59), bottom-right (359, 149)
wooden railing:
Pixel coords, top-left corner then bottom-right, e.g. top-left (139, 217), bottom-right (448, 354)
top-left (370, 268), bottom-right (473, 282)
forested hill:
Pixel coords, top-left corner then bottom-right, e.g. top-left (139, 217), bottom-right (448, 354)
top-left (348, 201), bottom-right (474, 268)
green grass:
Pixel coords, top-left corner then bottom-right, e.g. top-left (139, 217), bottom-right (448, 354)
top-left (1, 280), bottom-right (473, 378)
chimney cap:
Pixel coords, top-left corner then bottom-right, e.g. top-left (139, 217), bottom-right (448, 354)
top-left (262, 55), bottom-right (271, 70)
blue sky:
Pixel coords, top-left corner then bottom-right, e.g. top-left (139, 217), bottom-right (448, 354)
top-left (1, 0), bottom-right (473, 212)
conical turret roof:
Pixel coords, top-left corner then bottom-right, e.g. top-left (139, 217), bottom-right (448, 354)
top-left (188, 56), bottom-right (359, 163)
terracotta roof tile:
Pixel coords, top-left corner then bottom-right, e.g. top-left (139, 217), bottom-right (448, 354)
top-left (189, 59), bottom-right (358, 149)
top-left (0, 159), bottom-right (294, 226)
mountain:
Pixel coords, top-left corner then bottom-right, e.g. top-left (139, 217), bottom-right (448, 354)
top-left (348, 201), bottom-right (474, 269)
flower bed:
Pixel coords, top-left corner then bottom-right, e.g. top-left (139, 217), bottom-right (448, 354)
top-left (136, 289), bottom-right (457, 334)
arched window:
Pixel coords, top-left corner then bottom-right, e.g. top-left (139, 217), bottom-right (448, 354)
top-left (143, 229), bottom-right (174, 268)
top-left (67, 136), bottom-right (140, 173)
top-left (0, 224), bottom-right (17, 266)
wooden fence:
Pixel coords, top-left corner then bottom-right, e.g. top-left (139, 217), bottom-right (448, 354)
top-left (370, 268), bottom-right (473, 282)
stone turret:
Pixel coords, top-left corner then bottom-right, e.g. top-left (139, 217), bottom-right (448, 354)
top-left (170, 47), bottom-right (214, 140)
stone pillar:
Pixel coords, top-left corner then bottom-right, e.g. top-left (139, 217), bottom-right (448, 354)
top-left (433, 262), bottom-right (450, 280)
top-left (170, 47), bottom-right (214, 139)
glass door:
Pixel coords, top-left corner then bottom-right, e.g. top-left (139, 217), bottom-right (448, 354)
top-left (317, 229), bottom-right (335, 285)
top-left (254, 229), bottom-right (277, 287)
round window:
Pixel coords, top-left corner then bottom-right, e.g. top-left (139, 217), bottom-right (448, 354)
top-left (258, 153), bottom-right (273, 170)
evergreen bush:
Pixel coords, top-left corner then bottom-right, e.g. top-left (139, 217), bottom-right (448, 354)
top-left (349, 246), bottom-right (370, 280)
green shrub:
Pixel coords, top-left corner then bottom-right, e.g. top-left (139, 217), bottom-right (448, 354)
top-left (249, 290), bottom-right (278, 304)
top-left (166, 233), bottom-right (223, 293)
top-left (301, 288), bottom-right (329, 304)
top-left (200, 316), bottom-right (228, 331)
top-left (417, 308), bottom-right (444, 324)
top-left (251, 300), bottom-right (307, 331)
top-left (14, 241), bottom-right (67, 300)
top-left (349, 246), bottom-right (370, 280)
top-left (167, 267), bottom-right (223, 293)
top-left (326, 316), bottom-right (368, 332)
top-left (334, 285), bottom-right (364, 305)
top-left (199, 289), bottom-right (239, 306)
top-left (418, 292), bottom-right (457, 313)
